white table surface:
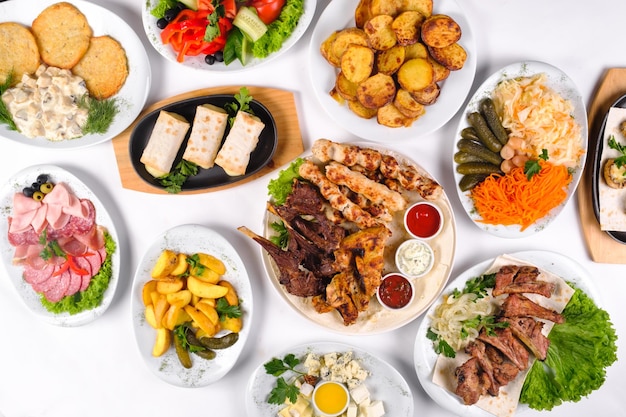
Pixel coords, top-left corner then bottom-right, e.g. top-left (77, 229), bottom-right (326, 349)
top-left (0, 0), bottom-right (624, 416)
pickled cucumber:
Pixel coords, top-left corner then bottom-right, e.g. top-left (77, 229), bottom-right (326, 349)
top-left (467, 112), bottom-right (502, 153)
top-left (460, 127), bottom-right (481, 142)
top-left (457, 139), bottom-right (503, 165)
top-left (480, 98), bottom-right (509, 145)
top-left (174, 331), bottom-right (193, 369)
top-left (195, 349), bottom-right (217, 360)
top-left (456, 162), bottom-right (502, 175)
top-left (199, 332), bottom-right (239, 350)
top-left (454, 151), bottom-right (486, 164)
top-left (459, 174), bottom-right (488, 191)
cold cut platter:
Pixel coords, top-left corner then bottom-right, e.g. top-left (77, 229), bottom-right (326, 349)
top-left (0, 164), bottom-right (120, 326)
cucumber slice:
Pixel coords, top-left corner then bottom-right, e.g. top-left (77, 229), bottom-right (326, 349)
top-left (177, 0), bottom-right (197, 10)
top-left (233, 7), bottom-right (267, 42)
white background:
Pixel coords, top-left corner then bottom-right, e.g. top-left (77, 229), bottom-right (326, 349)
top-left (0, 0), bottom-right (624, 416)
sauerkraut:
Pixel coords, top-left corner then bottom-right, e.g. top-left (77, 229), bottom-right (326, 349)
top-left (492, 73), bottom-right (584, 168)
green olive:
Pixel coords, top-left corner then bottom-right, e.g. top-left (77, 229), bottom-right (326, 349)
top-left (32, 191), bottom-right (45, 201)
top-left (40, 182), bottom-right (54, 193)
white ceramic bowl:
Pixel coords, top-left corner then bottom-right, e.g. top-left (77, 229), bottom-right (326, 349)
top-left (395, 239), bottom-right (435, 278)
top-left (403, 201), bottom-right (444, 240)
top-left (377, 273), bottom-right (416, 311)
top-left (312, 380), bottom-right (350, 417)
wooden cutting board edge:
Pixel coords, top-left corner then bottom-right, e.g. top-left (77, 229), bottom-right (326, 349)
top-left (578, 68), bottom-right (626, 263)
top-left (111, 86), bottom-right (304, 195)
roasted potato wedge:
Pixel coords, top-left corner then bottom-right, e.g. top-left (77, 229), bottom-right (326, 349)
top-left (357, 73), bottom-right (397, 109)
top-left (402, 0), bottom-right (433, 17)
top-left (151, 249), bottom-right (178, 279)
top-left (156, 278), bottom-right (184, 295)
top-left (152, 327), bottom-right (171, 357)
top-left (348, 99), bottom-right (379, 119)
top-left (329, 28), bottom-right (369, 67)
top-left (428, 42), bottom-right (467, 71)
top-left (195, 252), bottom-right (226, 275)
top-left (218, 280), bottom-right (240, 306)
top-left (404, 42), bottom-right (428, 60)
top-left (421, 14), bottom-right (461, 48)
top-left (377, 102), bottom-right (416, 127)
top-left (376, 44), bottom-right (405, 75)
top-left (335, 71), bottom-right (359, 100)
top-left (369, 0), bottom-right (403, 16)
top-left (142, 280), bottom-right (157, 307)
top-left (220, 316), bottom-right (243, 333)
top-left (394, 88), bottom-right (426, 118)
top-left (329, 87), bottom-right (346, 105)
top-left (341, 44), bottom-right (374, 84)
top-left (187, 276), bottom-right (229, 299)
top-left (392, 11), bottom-right (424, 46)
top-left (320, 30), bottom-right (339, 65)
top-left (428, 56), bottom-right (451, 82)
top-left (355, 0), bottom-right (372, 28)
top-left (397, 57), bottom-right (434, 93)
top-left (411, 82), bottom-right (441, 105)
top-left (170, 253), bottom-right (188, 276)
top-left (364, 14), bottom-right (397, 51)
top-left (166, 289), bottom-right (192, 308)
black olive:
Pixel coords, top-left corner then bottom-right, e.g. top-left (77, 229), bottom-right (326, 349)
top-left (164, 8), bottom-right (178, 22)
top-left (22, 187), bottom-right (35, 198)
top-left (214, 51), bottom-right (224, 62)
top-left (32, 191), bottom-right (45, 201)
top-left (156, 17), bottom-right (168, 29)
top-left (40, 183), bottom-right (54, 194)
top-left (36, 174), bottom-right (50, 184)
top-left (31, 182), bottom-right (40, 189)
top-left (205, 55), bottom-right (216, 65)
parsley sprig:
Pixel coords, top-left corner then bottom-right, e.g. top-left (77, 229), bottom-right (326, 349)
top-left (426, 328), bottom-right (456, 358)
top-left (608, 135), bottom-right (626, 174)
top-left (38, 230), bottom-right (66, 261)
top-left (451, 273), bottom-right (496, 300)
top-left (269, 221), bottom-right (289, 249)
top-left (157, 159), bottom-right (199, 194)
top-left (204, 0), bottom-right (225, 42)
top-left (264, 354), bottom-right (306, 405)
top-left (524, 148), bottom-right (549, 180)
top-left (460, 315), bottom-right (509, 339)
top-left (216, 297), bottom-right (242, 320)
top-left (225, 87), bottom-right (254, 126)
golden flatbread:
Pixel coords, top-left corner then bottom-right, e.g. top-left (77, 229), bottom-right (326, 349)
top-left (0, 22), bottom-right (40, 86)
top-left (31, 2), bottom-right (92, 69)
top-left (72, 35), bottom-right (128, 99)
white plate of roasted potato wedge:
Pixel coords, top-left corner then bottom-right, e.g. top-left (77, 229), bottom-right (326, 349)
top-left (309, 0), bottom-right (476, 142)
top-left (130, 224), bottom-right (252, 387)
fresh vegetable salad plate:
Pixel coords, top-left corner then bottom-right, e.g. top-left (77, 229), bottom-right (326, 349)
top-left (0, 0), bottom-right (151, 149)
top-left (128, 93), bottom-right (277, 191)
top-left (414, 250), bottom-right (616, 417)
top-left (249, 141), bottom-right (456, 335)
top-left (246, 342), bottom-right (414, 416)
top-left (0, 165), bottom-right (120, 326)
top-left (142, 0), bottom-right (316, 71)
top-left (131, 224), bottom-right (252, 387)
top-left (308, 0), bottom-right (476, 142)
top-left (453, 61), bottom-right (588, 238)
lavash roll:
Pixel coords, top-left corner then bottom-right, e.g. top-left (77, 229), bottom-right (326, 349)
top-left (140, 110), bottom-right (190, 177)
top-left (215, 111), bottom-right (265, 176)
top-left (182, 104), bottom-right (229, 169)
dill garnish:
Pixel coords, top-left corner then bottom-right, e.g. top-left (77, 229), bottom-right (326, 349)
top-left (0, 73), bottom-right (17, 131)
top-left (80, 95), bottom-right (119, 135)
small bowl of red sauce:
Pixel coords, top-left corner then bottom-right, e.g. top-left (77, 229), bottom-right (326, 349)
top-left (404, 201), bottom-right (443, 240)
top-left (377, 273), bottom-right (415, 311)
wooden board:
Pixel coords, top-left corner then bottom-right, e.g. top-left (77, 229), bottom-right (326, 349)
top-left (577, 68), bottom-right (626, 263)
top-left (111, 86), bottom-right (304, 194)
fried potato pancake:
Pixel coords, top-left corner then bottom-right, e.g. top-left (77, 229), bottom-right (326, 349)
top-left (0, 22), bottom-right (40, 86)
top-left (72, 35), bottom-right (128, 99)
top-left (31, 2), bottom-right (92, 69)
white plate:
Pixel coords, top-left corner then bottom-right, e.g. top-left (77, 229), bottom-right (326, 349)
top-left (453, 61), bottom-right (588, 238)
top-left (130, 224), bottom-right (252, 387)
top-left (0, 164), bottom-right (121, 326)
top-left (259, 144), bottom-right (456, 334)
top-left (308, 0), bottom-right (477, 142)
top-left (413, 250), bottom-right (599, 417)
top-left (0, 0), bottom-right (151, 149)
top-left (142, 0), bottom-right (316, 72)
top-left (246, 341), bottom-right (414, 416)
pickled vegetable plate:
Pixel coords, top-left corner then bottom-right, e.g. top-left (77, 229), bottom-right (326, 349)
top-left (130, 224), bottom-right (252, 387)
top-left (453, 61), bottom-right (588, 238)
top-left (0, 164), bottom-right (121, 326)
top-left (0, 0), bottom-right (151, 149)
top-left (308, 0), bottom-right (476, 142)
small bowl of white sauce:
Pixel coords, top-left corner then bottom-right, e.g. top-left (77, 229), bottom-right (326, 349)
top-left (395, 239), bottom-right (434, 278)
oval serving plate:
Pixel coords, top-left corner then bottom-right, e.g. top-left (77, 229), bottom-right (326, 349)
top-left (141, 0), bottom-right (316, 72)
top-left (257, 143), bottom-right (456, 335)
top-left (414, 250), bottom-right (600, 417)
top-left (129, 95), bottom-right (277, 191)
top-left (130, 224), bottom-right (252, 387)
top-left (591, 93), bottom-right (626, 244)
top-left (0, 0), bottom-right (151, 150)
top-left (308, 0), bottom-right (476, 142)
top-left (453, 61), bottom-right (588, 238)
top-left (0, 164), bottom-right (120, 326)
top-left (246, 341), bottom-right (414, 416)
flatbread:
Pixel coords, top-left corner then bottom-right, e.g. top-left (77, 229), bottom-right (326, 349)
top-left (182, 104), bottom-right (229, 169)
top-left (0, 22), bottom-right (40, 86)
top-left (214, 111), bottom-right (265, 176)
top-left (31, 2), bottom-right (92, 69)
top-left (140, 111), bottom-right (190, 176)
top-left (72, 35), bottom-right (128, 99)
top-left (431, 254), bottom-right (575, 417)
top-left (598, 106), bottom-right (626, 231)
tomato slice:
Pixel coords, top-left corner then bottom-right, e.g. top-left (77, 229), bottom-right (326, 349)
top-left (221, 0), bottom-right (237, 19)
top-left (249, 0), bottom-right (285, 25)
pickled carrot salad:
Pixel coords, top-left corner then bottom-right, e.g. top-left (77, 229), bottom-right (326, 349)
top-left (469, 73), bottom-right (583, 230)
top-left (471, 160), bottom-right (572, 231)
top-left (492, 73), bottom-right (584, 168)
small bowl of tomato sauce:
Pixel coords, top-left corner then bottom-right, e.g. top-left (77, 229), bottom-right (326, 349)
top-left (404, 201), bottom-right (443, 240)
top-left (377, 273), bottom-right (415, 311)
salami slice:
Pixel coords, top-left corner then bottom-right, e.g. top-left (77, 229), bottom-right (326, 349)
top-left (22, 263), bottom-right (55, 285)
top-left (64, 269), bottom-right (83, 297)
top-left (44, 269), bottom-right (71, 302)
